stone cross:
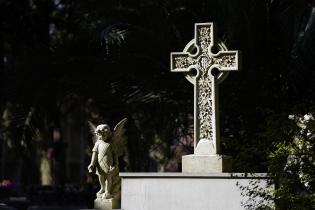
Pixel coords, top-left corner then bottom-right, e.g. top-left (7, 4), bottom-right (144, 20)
top-left (170, 22), bottom-right (240, 155)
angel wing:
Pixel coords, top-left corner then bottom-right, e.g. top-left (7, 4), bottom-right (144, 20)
top-left (111, 118), bottom-right (128, 157)
top-left (88, 121), bottom-right (97, 143)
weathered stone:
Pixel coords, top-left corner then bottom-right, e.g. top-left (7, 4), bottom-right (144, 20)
top-left (88, 118), bottom-right (127, 208)
top-left (170, 22), bottom-right (240, 173)
top-left (94, 198), bottom-right (120, 210)
top-left (182, 154), bottom-right (232, 173)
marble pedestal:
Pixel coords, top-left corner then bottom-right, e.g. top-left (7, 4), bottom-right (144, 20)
top-left (120, 173), bottom-right (273, 210)
top-left (94, 198), bottom-right (120, 210)
top-left (182, 154), bottom-right (232, 173)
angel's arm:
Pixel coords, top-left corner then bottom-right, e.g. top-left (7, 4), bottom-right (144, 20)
top-left (88, 142), bottom-right (98, 172)
top-left (91, 150), bottom-right (98, 164)
top-left (88, 152), bottom-right (97, 172)
top-left (109, 145), bottom-right (119, 173)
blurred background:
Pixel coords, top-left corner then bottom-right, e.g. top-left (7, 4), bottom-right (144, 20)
top-left (1, 0), bottom-right (315, 209)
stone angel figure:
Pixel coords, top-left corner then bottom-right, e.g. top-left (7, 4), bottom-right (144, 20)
top-left (88, 118), bottom-right (127, 199)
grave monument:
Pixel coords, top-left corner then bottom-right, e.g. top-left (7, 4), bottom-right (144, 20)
top-left (119, 22), bottom-right (273, 210)
top-left (170, 22), bottom-right (239, 173)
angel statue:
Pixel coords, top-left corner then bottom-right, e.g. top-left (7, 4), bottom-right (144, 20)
top-left (88, 118), bottom-right (127, 199)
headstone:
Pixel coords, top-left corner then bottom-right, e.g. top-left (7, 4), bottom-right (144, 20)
top-left (170, 22), bottom-right (240, 173)
top-left (119, 23), bottom-right (274, 210)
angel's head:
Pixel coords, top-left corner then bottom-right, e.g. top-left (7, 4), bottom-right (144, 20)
top-left (95, 124), bottom-right (112, 141)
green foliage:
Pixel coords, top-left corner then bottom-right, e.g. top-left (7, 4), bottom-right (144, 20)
top-left (268, 114), bottom-right (315, 210)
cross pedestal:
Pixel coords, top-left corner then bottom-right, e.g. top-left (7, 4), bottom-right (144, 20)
top-left (170, 23), bottom-right (240, 173)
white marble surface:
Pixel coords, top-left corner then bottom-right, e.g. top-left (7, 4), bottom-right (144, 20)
top-left (182, 154), bottom-right (232, 173)
top-left (120, 173), bottom-right (273, 210)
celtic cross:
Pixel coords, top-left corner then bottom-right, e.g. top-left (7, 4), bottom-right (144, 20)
top-left (170, 23), bottom-right (240, 155)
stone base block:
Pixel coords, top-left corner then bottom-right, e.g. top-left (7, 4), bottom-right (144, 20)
top-left (94, 198), bottom-right (120, 210)
top-left (182, 154), bottom-right (232, 173)
top-left (120, 173), bottom-right (274, 210)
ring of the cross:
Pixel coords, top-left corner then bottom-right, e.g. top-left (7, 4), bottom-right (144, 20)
top-left (183, 39), bottom-right (230, 84)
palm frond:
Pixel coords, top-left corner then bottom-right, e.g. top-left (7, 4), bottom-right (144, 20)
top-left (101, 23), bottom-right (131, 56)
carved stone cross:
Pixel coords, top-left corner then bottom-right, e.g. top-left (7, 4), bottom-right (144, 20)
top-left (171, 23), bottom-right (240, 155)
